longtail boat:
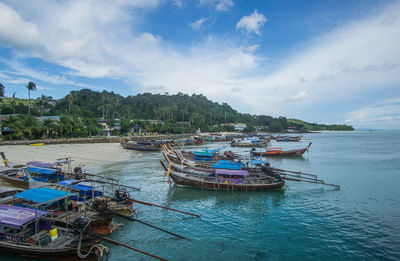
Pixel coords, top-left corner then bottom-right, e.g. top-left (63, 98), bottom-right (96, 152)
top-left (251, 142), bottom-right (312, 157)
top-left (276, 135), bottom-right (303, 142)
top-left (178, 137), bottom-right (204, 145)
top-left (12, 188), bottom-right (119, 236)
top-left (0, 204), bottom-right (106, 259)
top-left (0, 168), bottom-right (39, 189)
top-left (231, 137), bottom-right (271, 147)
top-left (161, 162), bottom-right (284, 191)
top-left (205, 136), bottom-right (234, 142)
top-left (120, 139), bottom-right (161, 151)
top-left (162, 147), bottom-right (340, 189)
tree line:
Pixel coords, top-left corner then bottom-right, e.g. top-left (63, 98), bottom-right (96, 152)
top-left (0, 83), bottom-right (353, 140)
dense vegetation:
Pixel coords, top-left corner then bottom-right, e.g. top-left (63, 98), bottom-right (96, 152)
top-left (0, 87), bottom-right (353, 140)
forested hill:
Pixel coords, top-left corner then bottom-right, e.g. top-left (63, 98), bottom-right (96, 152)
top-left (0, 89), bottom-right (354, 132)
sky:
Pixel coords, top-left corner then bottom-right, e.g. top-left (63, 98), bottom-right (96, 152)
top-left (0, 0), bottom-right (399, 129)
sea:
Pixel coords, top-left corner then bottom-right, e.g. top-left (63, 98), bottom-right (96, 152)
top-left (5, 131), bottom-right (400, 260)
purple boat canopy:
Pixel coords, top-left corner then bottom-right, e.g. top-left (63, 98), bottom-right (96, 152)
top-left (0, 204), bottom-right (48, 228)
top-left (215, 169), bottom-right (249, 176)
top-left (27, 161), bottom-right (56, 169)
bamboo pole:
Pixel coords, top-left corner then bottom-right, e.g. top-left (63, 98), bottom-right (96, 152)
top-left (113, 211), bottom-right (187, 239)
top-left (92, 234), bottom-right (168, 261)
top-left (132, 199), bottom-right (200, 218)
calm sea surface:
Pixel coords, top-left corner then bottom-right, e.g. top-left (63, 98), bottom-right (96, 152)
top-left (5, 131), bottom-right (400, 260)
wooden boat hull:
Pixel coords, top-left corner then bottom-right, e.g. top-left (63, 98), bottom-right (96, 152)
top-left (252, 149), bottom-right (307, 157)
top-left (1, 175), bottom-right (32, 189)
top-left (276, 136), bottom-right (303, 142)
top-left (0, 235), bottom-right (98, 258)
top-left (231, 143), bottom-right (266, 148)
top-left (121, 142), bottom-right (161, 151)
top-left (251, 142), bottom-right (311, 157)
top-left (169, 171), bottom-right (284, 191)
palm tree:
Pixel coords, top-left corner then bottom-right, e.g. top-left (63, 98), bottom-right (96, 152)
top-left (111, 97), bottom-right (119, 119)
top-left (3, 116), bottom-right (23, 139)
top-left (11, 92), bottom-right (17, 114)
top-left (67, 93), bottom-right (75, 114)
top-left (42, 118), bottom-right (56, 138)
top-left (0, 83), bottom-right (5, 100)
top-left (26, 82), bottom-right (37, 115)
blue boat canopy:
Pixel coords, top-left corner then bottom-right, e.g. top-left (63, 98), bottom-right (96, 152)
top-left (59, 180), bottom-right (92, 192)
top-left (212, 163), bottom-right (242, 170)
top-left (248, 160), bottom-right (269, 165)
top-left (14, 188), bottom-right (76, 204)
top-left (28, 166), bottom-right (57, 175)
top-left (193, 151), bottom-right (213, 157)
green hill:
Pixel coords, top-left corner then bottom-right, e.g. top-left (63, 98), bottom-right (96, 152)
top-left (0, 89), bottom-right (353, 138)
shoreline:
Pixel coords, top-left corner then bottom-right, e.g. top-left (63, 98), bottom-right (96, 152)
top-left (0, 134), bottom-right (193, 146)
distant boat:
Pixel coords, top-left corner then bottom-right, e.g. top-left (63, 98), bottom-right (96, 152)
top-left (231, 137), bottom-right (271, 147)
top-left (251, 142), bottom-right (312, 157)
top-left (276, 135), bottom-right (303, 142)
top-left (120, 139), bottom-right (161, 151)
top-left (29, 143), bottom-right (45, 146)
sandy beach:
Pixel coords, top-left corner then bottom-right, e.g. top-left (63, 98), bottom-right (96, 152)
top-left (0, 143), bottom-right (134, 171)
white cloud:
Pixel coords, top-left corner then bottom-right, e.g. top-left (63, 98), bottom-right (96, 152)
top-left (216, 0), bottom-right (234, 11)
top-left (1, 1), bottom-right (400, 128)
top-left (0, 2), bottom-right (41, 50)
top-left (345, 99), bottom-right (400, 129)
top-left (287, 91), bottom-right (313, 102)
top-left (199, 0), bottom-right (233, 12)
top-left (172, 0), bottom-right (184, 8)
top-left (190, 18), bottom-right (206, 30)
top-left (236, 10), bottom-right (267, 35)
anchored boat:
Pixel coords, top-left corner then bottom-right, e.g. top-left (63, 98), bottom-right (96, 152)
top-left (251, 142), bottom-right (312, 157)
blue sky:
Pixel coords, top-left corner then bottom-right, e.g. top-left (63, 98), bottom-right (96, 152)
top-left (0, 0), bottom-right (399, 129)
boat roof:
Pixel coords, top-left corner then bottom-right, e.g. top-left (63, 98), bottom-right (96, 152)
top-left (215, 169), bottom-right (249, 176)
top-left (193, 151), bottom-right (213, 157)
top-left (0, 204), bottom-right (48, 228)
top-left (212, 164), bottom-right (241, 170)
top-left (244, 160), bottom-right (269, 165)
top-left (218, 160), bottom-right (242, 165)
top-left (27, 161), bottom-right (55, 169)
top-left (14, 188), bottom-right (76, 204)
top-left (59, 180), bottom-right (93, 192)
top-left (212, 161), bottom-right (244, 170)
top-left (28, 166), bottom-right (57, 175)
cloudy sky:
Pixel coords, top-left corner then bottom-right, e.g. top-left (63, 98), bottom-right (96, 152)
top-left (0, 0), bottom-right (399, 129)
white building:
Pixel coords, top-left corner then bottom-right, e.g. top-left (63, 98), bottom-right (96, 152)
top-left (234, 123), bottom-right (247, 131)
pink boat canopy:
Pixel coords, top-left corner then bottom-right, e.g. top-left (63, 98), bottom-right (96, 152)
top-left (215, 169), bottom-right (249, 176)
top-left (0, 204), bottom-right (48, 228)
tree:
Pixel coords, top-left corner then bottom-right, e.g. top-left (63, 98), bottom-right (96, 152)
top-left (42, 118), bottom-right (56, 138)
top-left (26, 82), bottom-right (37, 115)
top-left (11, 92), bottom-right (17, 114)
top-left (38, 95), bottom-right (52, 116)
top-left (0, 83), bottom-right (5, 100)
top-left (67, 93), bottom-right (75, 114)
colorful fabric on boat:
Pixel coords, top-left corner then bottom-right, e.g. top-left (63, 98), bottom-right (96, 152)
top-left (59, 180), bottom-right (102, 197)
top-left (14, 188), bottom-right (76, 204)
top-left (28, 166), bottom-right (57, 175)
top-left (0, 204), bottom-right (48, 228)
top-left (27, 161), bottom-right (55, 169)
top-left (215, 169), bottom-right (249, 176)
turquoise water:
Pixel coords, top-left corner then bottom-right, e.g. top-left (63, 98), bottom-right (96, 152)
top-left (3, 131), bottom-right (400, 260)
